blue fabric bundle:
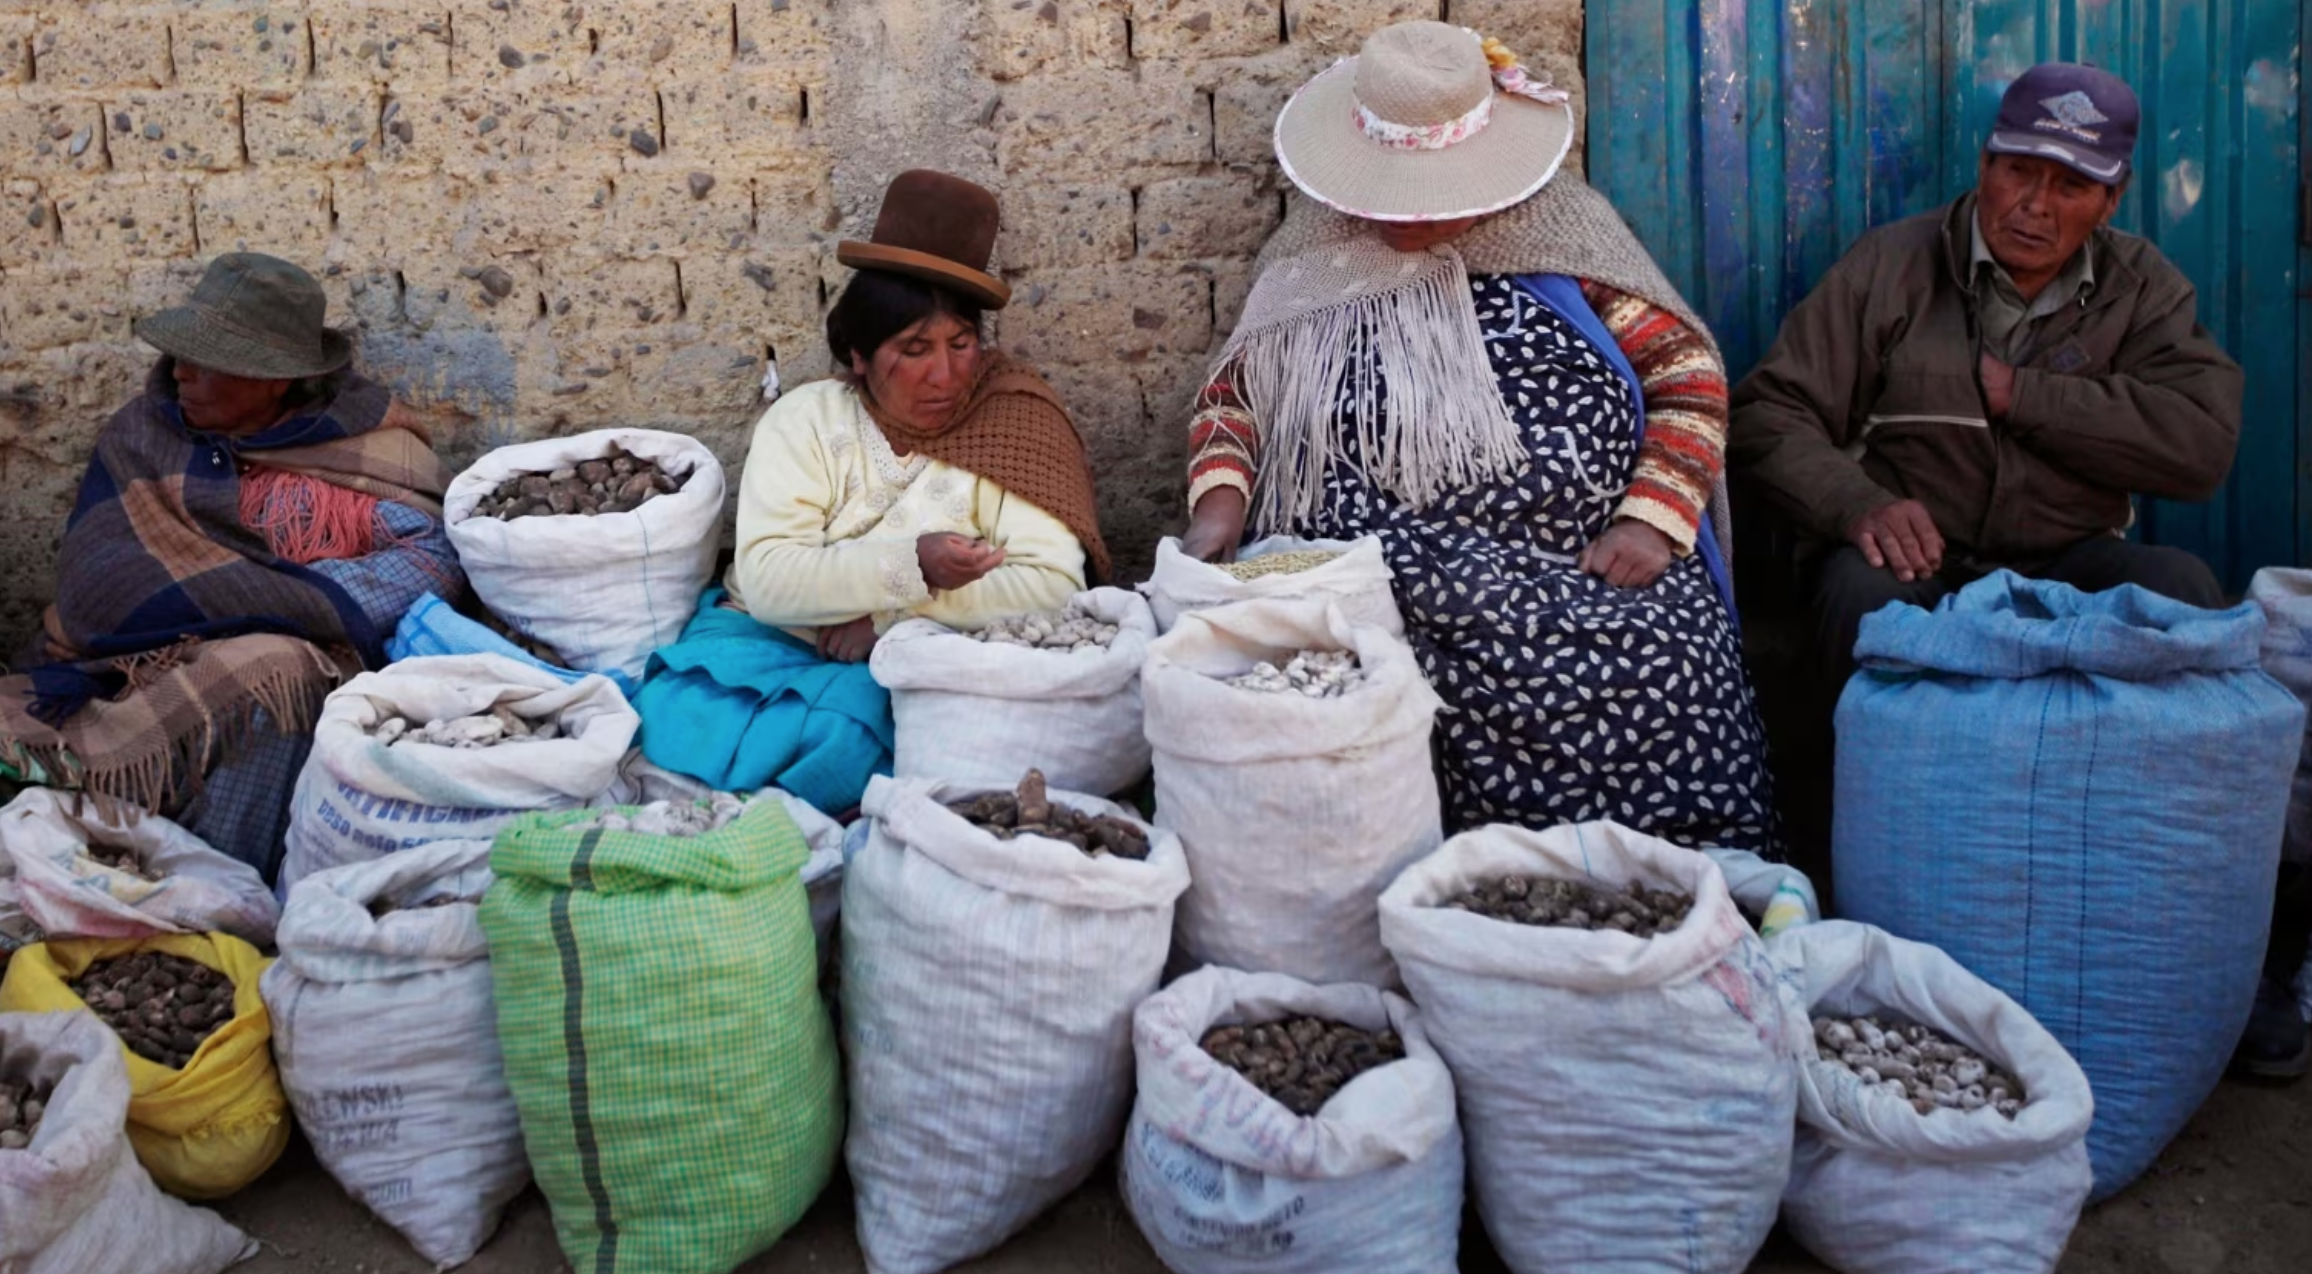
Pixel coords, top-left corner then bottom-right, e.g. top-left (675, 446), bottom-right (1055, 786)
top-left (629, 590), bottom-right (893, 816)
top-left (1833, 571), bottom-right (2303, 1199)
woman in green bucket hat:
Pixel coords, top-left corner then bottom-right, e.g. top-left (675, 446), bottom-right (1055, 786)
top-left (0, 252), bottom-right (462, 882)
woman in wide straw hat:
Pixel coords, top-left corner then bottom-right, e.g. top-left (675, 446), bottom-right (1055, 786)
top-left (0, 253), bottom-right (458, 878)
top-left (1181, 21), bottom-right (1777, 851)
top-left (631, 170), bottom-right (1105, 816)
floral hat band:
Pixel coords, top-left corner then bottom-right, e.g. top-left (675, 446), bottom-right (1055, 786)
top-left (1352, 40), bottom-right (1569, 152)
top-left (1351, 37), bottom-right (1569, 152)
top-left (1277, 21), bottom-right (1576, 221)
top-left (1355, 91), bottom-right (1493, 151)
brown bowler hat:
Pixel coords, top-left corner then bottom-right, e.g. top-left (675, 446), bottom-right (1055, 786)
top-left (836, 170), bottom-right (1011, 309)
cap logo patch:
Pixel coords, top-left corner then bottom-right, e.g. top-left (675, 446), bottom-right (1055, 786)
top-left (2036, 90), bottom-right (2109, 141)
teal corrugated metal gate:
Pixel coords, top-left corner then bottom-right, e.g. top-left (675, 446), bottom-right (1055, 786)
top-left (1589, 0), bottom-right (2303, 585)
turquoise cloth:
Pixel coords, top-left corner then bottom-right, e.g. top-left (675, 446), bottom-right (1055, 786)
top-left (632, 590), bottom-right (893, 815)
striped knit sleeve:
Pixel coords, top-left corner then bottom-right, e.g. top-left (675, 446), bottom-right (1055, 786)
top-left (1581, 280), bottom-right (1727, 555)
top-left (1187, 360), bottom-right (1259, 509)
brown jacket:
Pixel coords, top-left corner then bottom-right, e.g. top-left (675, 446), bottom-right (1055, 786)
top-left (1728, 195), bottom-right (2243, 563)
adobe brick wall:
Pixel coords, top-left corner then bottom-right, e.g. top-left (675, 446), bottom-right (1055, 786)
top-left (0, 0), bottom-right (1581, 647)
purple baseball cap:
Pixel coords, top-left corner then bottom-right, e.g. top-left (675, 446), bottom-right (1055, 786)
top-left (1985, 63), bottom-right (2139, 184)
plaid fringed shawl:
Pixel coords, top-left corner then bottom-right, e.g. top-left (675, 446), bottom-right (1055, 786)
top-left (0, 360), bottom-right (448, 812)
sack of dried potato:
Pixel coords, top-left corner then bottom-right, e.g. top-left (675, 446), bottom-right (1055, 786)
top-left (1145, 535), bottom-right (1402, 636)
top-left (1378, 820), bottom-right (1800, 1274)
top-left (445, 429), bottom-right (725, 681)
top-left (1144, 599), bottom-right (1440, 987)
top-left (0, 932), bottom-right (288, 1199)
top-left (280, 654), bottom-right (638, 894)
top-left (0, 790), bottom-right (277, 947)
top-left (0, 1008), bottom-right (255, 1273)
top-left (264, 839), bottom-right (526, 1269)
top-left (871, 587), bottom-right (1157, 795)
top-left (1120, 967), bottom-right (1461, 1274)
top-left (483, 800), bottom-right (841, 1274)
top-left (1773, 920), bottom-right (2093, 1274)
top-left (842, 775), bottom-right (1190, 1274)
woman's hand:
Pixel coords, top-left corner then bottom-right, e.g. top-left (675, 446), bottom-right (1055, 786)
top-left (1180, 487), bottom-right (1248, 563)
top-left (815, 615), bottom-right (879, 663)
top-left (917, 532), bottom-right (1006, 592)
top-left (1579, 519), bottom-right (1677, 589)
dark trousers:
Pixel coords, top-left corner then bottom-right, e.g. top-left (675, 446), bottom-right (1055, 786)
top-left (1812, 535), bottom-right (2226, 702)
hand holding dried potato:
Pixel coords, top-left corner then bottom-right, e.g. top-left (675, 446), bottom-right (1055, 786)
top-left (916, 532), bottom-right (1006, 591)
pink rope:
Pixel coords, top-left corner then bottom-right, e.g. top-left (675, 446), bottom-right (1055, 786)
top-left (239, 466), bottom-right (379, 564)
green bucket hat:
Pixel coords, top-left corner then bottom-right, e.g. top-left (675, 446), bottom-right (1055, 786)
top-left (133, 252), bottom-right (354, 379)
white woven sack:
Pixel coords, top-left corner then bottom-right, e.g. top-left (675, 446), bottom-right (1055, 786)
top-left (280, 655), bottom-right (637, 893)
top-left (445, 428), bottom-right (725, 681)
top-left (0, 1009), bottom-right (255, 1274)
top-left (262, 839), bottom-right (526, 1270)
top-left (2251, 567), bottom-right (2312, 863)
top-left (1121, 968), bottom-right (1462, 1274)
top-left (1772, 921), bottom-right (2094, 1274)
top-left (841, 775), bottom-right (1191, 1274)
top-left (1146, 535), bottom-right (1403, 636)
top-left (1144, 599), bottom-right (1441, 987)
top-left (1377, 820), bottom-right (1801, 1274)
top-left (871, 587), bottom-right (1157, 795)
top-left (0, 790), bottom-right (277, 947)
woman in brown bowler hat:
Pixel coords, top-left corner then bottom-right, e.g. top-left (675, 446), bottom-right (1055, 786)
top-left (629, 170), bottom-right (1107, 817)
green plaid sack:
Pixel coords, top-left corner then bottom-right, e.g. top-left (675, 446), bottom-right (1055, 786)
top-left (481, 801), bottom-right (843, 1274)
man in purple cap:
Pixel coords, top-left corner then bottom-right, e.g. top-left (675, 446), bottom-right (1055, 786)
top-left (1731, 65), bottom-right (2302, 1078)
top-left (1732, 62), bottom-right (2239, 641)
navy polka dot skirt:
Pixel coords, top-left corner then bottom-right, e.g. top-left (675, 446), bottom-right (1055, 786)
top-left (1283, 275), bottom-right (1779, 853)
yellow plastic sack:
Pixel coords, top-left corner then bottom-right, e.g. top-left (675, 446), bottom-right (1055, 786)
top-left (0, 932), bottom-right (289, 1198)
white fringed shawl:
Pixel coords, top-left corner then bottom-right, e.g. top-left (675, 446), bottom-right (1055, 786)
top-left (1214, 172), bottom-right (1733, 561)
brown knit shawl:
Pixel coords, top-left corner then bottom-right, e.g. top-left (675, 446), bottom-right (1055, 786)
top-left (858, 351), bottom-right (1112, 582)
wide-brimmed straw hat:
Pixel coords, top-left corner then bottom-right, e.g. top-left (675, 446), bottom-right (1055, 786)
top-left (133, 252), bottom-right (353, 380)
top-left (1275, 21), bottom-right (1575, 222)
top-left (837, 170), bottom-right (1012, 309)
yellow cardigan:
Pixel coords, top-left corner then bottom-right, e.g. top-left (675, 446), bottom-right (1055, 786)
top-left (725, 379), bottom-right (1087, 634)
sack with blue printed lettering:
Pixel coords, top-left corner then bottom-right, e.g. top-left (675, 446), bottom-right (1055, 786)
top-left (261, 838), bottom-right (525, 1269)
top-left (1120, 968), bottom-right (1462, 1274)
top-left (280, 655), bottom-right (637, 894)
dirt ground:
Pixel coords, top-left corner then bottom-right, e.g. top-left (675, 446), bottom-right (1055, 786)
top-left (216, 1067), bottom-right (2311, 1274)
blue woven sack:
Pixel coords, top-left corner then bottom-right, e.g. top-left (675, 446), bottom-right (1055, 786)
top-left (389, 592), bottom-right (638, 697)
top-left (1833, 570), bottom-right (2302, 1199)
